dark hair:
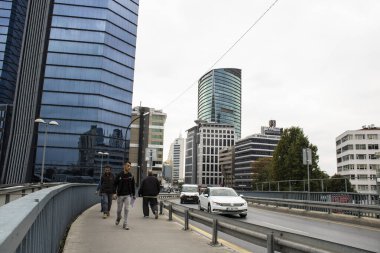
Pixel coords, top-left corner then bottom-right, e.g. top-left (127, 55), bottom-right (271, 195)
top-left (104, 165), bottom-right (112, 170)
top-left (124, 161), bottom-right (131, 165)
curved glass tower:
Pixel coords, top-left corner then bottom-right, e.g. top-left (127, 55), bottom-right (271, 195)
top-left (198, 68), bottom-right (241, 139)
top-left (2, 0), bottom-right (139, 183)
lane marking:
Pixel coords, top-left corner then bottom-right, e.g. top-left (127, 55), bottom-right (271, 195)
top-left (261, 222), bottom-right (309, 235)
top-left (169, 212), bottom-right (253, 253)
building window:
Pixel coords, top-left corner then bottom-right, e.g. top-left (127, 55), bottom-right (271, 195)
top-left (367, 134), bottom-right (378, 140)
top-left (357, 164), bottom-right (367, 170)
top-left (371, 185), bottom-right (377, 191)
top-left (369, 174), bottom-right (376, 180)
top-left (357, 174), bottom-right (368, 180)
top-left (369, 164), bottom-right (380, 170)
top-left (356, 154), bottom-right (366, 160)
top-left (355, 134), bottom-right (365, 140)
top-left (368, 144), bottom-right (379, 150)
top-left (350, 174), bottom-right (355, 180)
top-left (356, 144), bottom-right (366, 150)
top-left (358, 185), bottom-right (369, 191)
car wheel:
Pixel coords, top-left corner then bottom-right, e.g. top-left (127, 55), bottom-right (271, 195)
top-left (239, 214), bottom-right (247, 218)
top-left (207, 204), bottom-right (211, 213)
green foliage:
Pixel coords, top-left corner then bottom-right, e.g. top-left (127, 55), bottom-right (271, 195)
top-left (325, 174), bottom-right (355, 192)
top-left (252, 157), bottom-right (273, 183)
top-left (271, 127), bottom-right (323, 191)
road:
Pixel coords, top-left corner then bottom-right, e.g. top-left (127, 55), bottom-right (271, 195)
top-left (172, 199), bottom-right (380, 252)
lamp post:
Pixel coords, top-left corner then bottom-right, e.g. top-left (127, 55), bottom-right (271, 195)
top-left (97, 151), bottom-right (109, 179)
top-left (35, 118), bottom-right (59, 184)
top-left (123, 111), bottom-right (150, 162)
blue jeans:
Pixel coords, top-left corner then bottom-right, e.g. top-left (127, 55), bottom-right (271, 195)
top-left (101, 193), bottom-right (113, 213)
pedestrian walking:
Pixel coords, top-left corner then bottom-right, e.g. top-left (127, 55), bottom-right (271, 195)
top-left (113, 161), bottom-right (136, 230)
top-left (96, 165), bottom-right (114, 219)
top-left (138, 170), bottom-right (160, 219)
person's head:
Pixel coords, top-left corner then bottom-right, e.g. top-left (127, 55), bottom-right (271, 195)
top-left (123, 161), bottom-right (131, 173)
top-left (104, 165), bottom-right (111, 175)
top-left (148, 170), bottom-right (153, 176)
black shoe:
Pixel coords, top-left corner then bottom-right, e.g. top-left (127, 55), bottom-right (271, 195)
top-left (154, 211), bottom-right (158, 219)
top-left (115, 219), bottom-right (120, 225)
top-left (123, 224), bottom-right (129, 230)
top-left (144, 215), bottom-right (149, 218)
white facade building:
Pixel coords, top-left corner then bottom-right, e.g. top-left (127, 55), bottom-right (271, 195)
top-left (185, 121), bottom-right (235, 185)
top-left (336, 125), bottom-right (380, 194)
top-left (167, 135), bottom-right (185, 182)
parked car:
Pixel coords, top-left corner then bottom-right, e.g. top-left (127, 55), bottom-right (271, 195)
top-left (199, 187), bottom-right (248, 218)
top-left (180, 184), bottom-right (199, 204)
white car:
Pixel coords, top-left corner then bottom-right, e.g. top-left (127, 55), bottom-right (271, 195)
top-left (199, 187), bottom-right (248, 218)
top-left (180, 184), bottom-right (199, 204)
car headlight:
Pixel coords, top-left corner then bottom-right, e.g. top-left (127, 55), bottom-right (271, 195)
top-left (211, 201), bottom-right (222, 206)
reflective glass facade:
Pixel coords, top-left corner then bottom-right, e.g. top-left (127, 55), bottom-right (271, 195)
top-left (0, 0), bottom-right (27, 104)
top-left (35, 0), bottom-right (139, 182)
top-left (198, 68), bottom-right (241, 139)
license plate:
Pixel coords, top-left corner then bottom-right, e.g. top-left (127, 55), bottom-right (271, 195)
top-left (227, 207), bottom-right (237, 210)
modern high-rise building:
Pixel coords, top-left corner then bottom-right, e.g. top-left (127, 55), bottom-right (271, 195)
top-left (167, 135), bottom-right (185, 183)
top-left (198, 68), bottom-right (241, 139)
top-left (336, 125), bottom-right (380, 194)
top-left (128, 106), bottom-right (166, 185)
top-left (0, 0), bottom-right (28, 104)
top-left (185, 120), bottom-right (235, 185)
top-left (219, 121), bottom-right (282, 190)
top-left (1, 0), bottom-right (139, 184)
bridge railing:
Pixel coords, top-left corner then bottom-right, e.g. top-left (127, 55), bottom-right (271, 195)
top-left (239, 191), bottom-right (379, 205)
top-left (160, 200), bottom-right (374, 253)
top-left (243, 196), bottom-right (380, 219)
top-left (0, 183), bottom-right (98, 253)
top-left (0, 183), bottom-right (61, 207)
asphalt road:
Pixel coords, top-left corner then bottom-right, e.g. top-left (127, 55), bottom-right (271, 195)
top-left (173, 199), bottom-right (380, 252)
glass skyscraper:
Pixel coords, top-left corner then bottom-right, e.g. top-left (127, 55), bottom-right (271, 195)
top-left (198, 68), bottom-right (242, 139)
top-left (0, 0), bottom-right (27, 104)
top-left (2, 0), bottom-right (139, 183)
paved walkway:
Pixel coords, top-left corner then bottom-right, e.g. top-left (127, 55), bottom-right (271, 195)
top-left (63, 198), bottom-right (235, 253)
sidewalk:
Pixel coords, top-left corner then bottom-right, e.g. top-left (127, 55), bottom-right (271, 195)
top-left (63, 198), bottom-right (234, 253)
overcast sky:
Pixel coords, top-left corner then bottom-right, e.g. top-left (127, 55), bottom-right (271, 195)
top-left (132, 0), bottom-right (380, 176)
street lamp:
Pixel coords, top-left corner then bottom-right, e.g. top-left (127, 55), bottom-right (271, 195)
top-left (97, 151), bottom-right (109, 179)
top-left (123, 111), bottom-right (150, 162)
top-left (35, 118), bottom-right (59, 184)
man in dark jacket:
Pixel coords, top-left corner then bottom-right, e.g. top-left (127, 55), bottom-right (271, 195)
top-left (96, 165), bottom-right (114, 218)
top-left (113, 161), bottom-right (135, 230)
top-left (138, 170), bottom-right (160, 219)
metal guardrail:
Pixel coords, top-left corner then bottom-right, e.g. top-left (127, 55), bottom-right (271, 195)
top-left (158, 193), bottom-right (179, 199)
top-left (239, 191), bottom-right (379, 205)
top-left (0, 183), bottom-right (98, 253)
top-left (0, 183), bottom-right (61, 207)
top-left (244, 196), bottom-right (380, 218)
top-left (159, 201), bottom-right (375, 253)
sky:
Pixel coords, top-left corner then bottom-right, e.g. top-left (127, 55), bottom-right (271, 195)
top-left (132, 0), bottom-right (380, 176)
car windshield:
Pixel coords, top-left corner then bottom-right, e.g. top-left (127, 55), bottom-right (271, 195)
top-left (210, 188), bottom-right (238, 197)
top-left (182, 186), bottom-right (198, 192)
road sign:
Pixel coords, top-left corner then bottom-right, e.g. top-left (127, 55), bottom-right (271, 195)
top-left (145, 148), bottom-right (157, 161)
top-left (303, 148), bottom-right (312, 165)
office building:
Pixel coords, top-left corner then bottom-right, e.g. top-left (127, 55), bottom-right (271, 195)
top-left (336, 125), bottom-right (380, 194)
top-left (219, 146), bottom-right (235, 187)
top-left (198, 68), bottom-right (241, 139)
top-left (2, 0), bottom-right (139, 184)
top-left (224, 120), bottom-right (282, 190)
top-left (167, 135), bottom-right (185, 183)
top-left (0, 0), bottom-right (27, 104)
top-left (128, 106), bottom-right (166, 185)
top-left (185, 120), bottom-right (235, 185)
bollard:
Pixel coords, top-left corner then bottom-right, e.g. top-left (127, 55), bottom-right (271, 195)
top-left (267, 232), bottom-right (274, 253)
top-left (184, 210), bottom-right (189, 230)
top-left (160, 201), bottom-right (163, 215)
top-left (210, 218), bottom-right (219, 246)
top-left (168, 204), bottom-right (173, 221)
top-left (5, 194), bottom-right (10, 204)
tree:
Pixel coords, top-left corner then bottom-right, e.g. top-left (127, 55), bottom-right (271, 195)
top-left (272, 127), bottom-right (322, 191)
top-left (325, 174), bottom-right (355, 192)
top-left (252, 157), bottom-right (273, 190)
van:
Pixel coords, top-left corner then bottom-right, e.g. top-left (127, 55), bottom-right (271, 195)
top-left (180, 184), bottom-right (199, 204)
